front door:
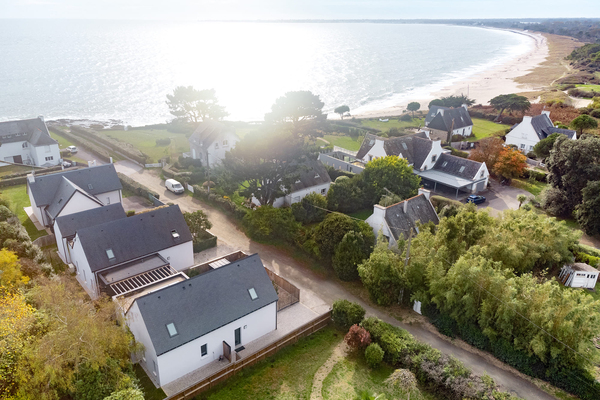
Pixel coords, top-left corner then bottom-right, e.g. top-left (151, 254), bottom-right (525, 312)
top-left (13, 155), bottom-right (22, 164)
top-left (234, 327), bottom-right (241, 346)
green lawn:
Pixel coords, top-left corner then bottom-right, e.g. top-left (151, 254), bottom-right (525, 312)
top-left (358, 117), bottom-right (424, 132)
top-left (322, 353), bottom-right (437, 400)
top-left (512, 179), bottom-right (548, 197)
top-left (104, 129), bottom-right (191, 163)
top-left (0, 184), bottom-right (47, 240)
top-left (349, 209), bottom-right (373, 221)
top-left (468, 118), bottom-right (508, 142)
top-left (320, 135), bottom-right (365, 151)
top-left (0, 164), bottom-right (33, 178)
top-left (575, 84), bottom-right (600, 93)
top-left (202, 327), bottom-right (342, 400)
top-left (134, 364), bottom-right (166, 400)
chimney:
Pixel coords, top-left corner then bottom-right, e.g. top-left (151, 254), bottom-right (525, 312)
top-left (461, 104), bottom-right (468, 110)
top-left (522, 116), bottom-right (532, 123)
top-left (403, 199), bottom-right (408, 214)
top-left (541, 110), bottom-right (551, 118)
top-left (88, 160), bottom-right (96, 167)
top-left (38, 115), bottom-right (44, 122)
top-left (27, 173), bottom-right (35, 183)
top-left (373, 204), bottom-right (386, 219)
top-left (418, 188), bottom-right (431, 200)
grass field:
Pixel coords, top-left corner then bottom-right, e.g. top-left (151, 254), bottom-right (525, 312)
top-left (0, 164), bottom-right (33, 178)
top-left (575, 84), bottom-right (600, 93)
top-left (469, 118), bottom-right (508, 142)
top-left (358, 117), bottom-right (424, 132)
top-left (320, 135), bottom-right (365, 151)
top-left (512, 179), bottom-right (548, 197)
top-left (104, 129), bottom-right (190, 162)
top-left (0, 184), bottom-right (47, 240)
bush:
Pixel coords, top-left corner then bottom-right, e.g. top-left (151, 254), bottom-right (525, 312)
top-left (117, 173), bottom-right (159, 200)
top-left (399, 114), bottom-right (413, 122)
top-left (126, 210), bottom-right (135, 217)
top-left (364, 343), bottom-right (384, 368)
top-left (430, 195), bottom-right (463, 214)
top-left (344, 324), bottom-right (371, 349)
top-left (291, 192), bottom-right (327, 224)
top-left (333, 231), bottom-right (373, 281)
top-left (326, 176), bottom-right (364, 213)
top-left (178, 156), bottom-right (203, 168)
top-left (0, 206), bottom-right (15, 222)
top-left (155, 138), bottom-right (171, 146)
top-left (448, 147), bottom-right (469, 158)
top-left (312, 213), bottom-right (374, 262)
top-left (590, 109), bottom-right (600, 118)
top-left (521, 168), bottom-right (547, 182)
top-left (242, 206), bottom-right (300, 243)
top-left (331, 299), bottom-right (365, 329)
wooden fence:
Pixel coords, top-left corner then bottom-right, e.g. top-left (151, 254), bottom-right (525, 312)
top-left (264, 268), bottom-right (300, 311)
top-left (164, 311), bottom-right (331, 400)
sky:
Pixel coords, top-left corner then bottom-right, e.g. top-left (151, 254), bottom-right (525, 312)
top-left (1, 0), bottom-right (599, 20)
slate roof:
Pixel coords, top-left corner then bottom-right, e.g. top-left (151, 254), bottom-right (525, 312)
top-left (46, 178), bottom-right (104, 219)
top-left (291, 159), bottom-right (331, 192)
top-left (76, 205), bottom-right (192, 273)
top-left (28, 164), bottom-right (122, 207)
top-left (189, 121), bottom-right (235, 148)
top-left (384, 194), bottom-right (439, 241)
top-left (515, 113), bottom-right (577, 141)
top-left (54, 203), bottom-right (127, 238)
top-left (0, 117), bottom-right (58, 146)
top-left (356, 133), bottom-right (433, 169)
top-left (135, 253), bottom-right (279, 356)
top-left (432, 153), bottom-right (484, 180)
top-left (425, 106), bottom-right (473, 131)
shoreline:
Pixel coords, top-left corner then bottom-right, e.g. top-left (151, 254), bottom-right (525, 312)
top-left (351, 29), bottom-right (550, 120)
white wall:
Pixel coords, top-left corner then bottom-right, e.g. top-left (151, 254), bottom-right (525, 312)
top-left (454, 125), bottom-right (472, 137)
top-left (571, 272), bottom-right (598, 289)
top-left (32, 143), bottom-right (61, 166)
top-left (127, 302), bottom-right (160, 383)
top-left (97, 189), bottom-right (122, 205)
top-left (70, 235), bottom-right (98, 298)
top-left (359, 138), bottom-right (387, 163)
top-left (419, 141), bottom-right (444, 171)
top-left (53, 222), bottom-right (69, 264)
top-left (505, 117), bottom-right (540, 153)
top-left (55, 192), bottom-right (102, 220)
top-left (195, 131), bottom-right (240, 167)
top-left (27, 182), bottom-right (47, 227)
top-left (283, 183), bottom-right (331, 207)
top-left (158, 241), bottom-right (194, 271)
top-left (155, 301), bottom-right (277, 386)
top-left (0, 141), bottom-right (35, 166)
top-left (365, 205), bottom-right (391, 241)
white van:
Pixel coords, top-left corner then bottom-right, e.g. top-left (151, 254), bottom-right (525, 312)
top-left (165, 179), bottom-right (184, 194)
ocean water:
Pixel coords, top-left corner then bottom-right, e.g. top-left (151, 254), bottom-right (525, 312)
top-left (0, 20), bottom-right (530, 125)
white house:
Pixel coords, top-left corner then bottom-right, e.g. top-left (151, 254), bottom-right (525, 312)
top-left (188, 121), bottom-right (240, 167)
top-left (559, 263), bottom-right (599, 289)
top-left (27, 164), bottom-right (123, 228)
top-left (505, 111), bottom-right (577, 153)
top-left (355, 133), bottom-right (489, 197)
top-left (0, 117), bottom-right (61, 167)
top-left (53, 204), bottom-right (127, 264)
top-left (424, 105), bottom-right (473, 139)
top-left (365, 189), bottom-right (439, 247)
top-left (69, 205), bottom-right (194, 299)
top-left (126, 253), bottom-right (278, 387)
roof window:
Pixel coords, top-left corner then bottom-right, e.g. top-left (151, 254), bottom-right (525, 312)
top-left (442, 161), bottom-right (448, 167)
top-left (88, 184), bottom-right (93, 190)
top-left (314, 173), bottom-right (320, 178)
top-left (248, 288), bottom-right (258, 300)
top-left (171, 230), bottom-right (180, 239)
top-left (402, 142), bottom-right (408, 150)
top-left (166, 323), bottom-right (178, 337)
top-left (106, 248), bottom-right (115, 261)
top-left (459, 166), bottom-right (465, 173)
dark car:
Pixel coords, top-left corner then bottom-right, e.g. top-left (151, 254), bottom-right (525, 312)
top-left (466, 195), bottom-right (486, 204)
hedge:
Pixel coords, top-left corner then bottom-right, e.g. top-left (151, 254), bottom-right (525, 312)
top-left (1, 165), bottom-right (63, 180)
top-left (117, 172), bottom-right (159, 200)
top-left (49, 127), bottom-right (112, 162)
top-left (192, 185), bottom-right (248, 220)
top-left (70, 126), bottom-right (147, 164)
top-left (521, 168), bottom-right (548, 182)
top-left (430, 195), bottom-right (463, 211)
top-left (331, 299), bottom-right (366, 329)
top-left (162, 165), bottom-right (192, 180)
top-left (193, 235), bottom-right (217, 253)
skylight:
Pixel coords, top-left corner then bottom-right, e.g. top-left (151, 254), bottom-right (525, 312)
top-left (402, 142), bottom-right (408, 150)
top-left (171, 230), bottom-right (180, 239)
top-left (88, 184), bottom-right (93, 190)
top-left (166, 323), bottom-right (178, 337)
top-left (248, 288), bottom-right (258, 300)
top-left (459, 166), bottom-right (465, 173)
top-left (106, 248), bottom-right (115, 261)
top-left (442, 162), bottom-right (448, 167)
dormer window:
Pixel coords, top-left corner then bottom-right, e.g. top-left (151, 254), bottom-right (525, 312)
top-left (166, 323), bottom-right (178, 337)
top-left (223, 140), bottom-right (228, 146)
top-left (431, 155), bottom-right (437, 162)
top-left (22, 142), bottom-right (28, 148)
top-left (248, 288), bottom-right (258, 300)
top-left (171, 230), bottom-right (180, 239)
top-left (106, 248), bottom-right (115, 261)
top-left (402, 143), bottom-right (408, 150)
top-left (314, 173), bottom-right (320, 179)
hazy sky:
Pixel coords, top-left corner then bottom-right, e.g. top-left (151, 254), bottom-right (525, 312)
top-left (1, 0), bottom-right (599, 20)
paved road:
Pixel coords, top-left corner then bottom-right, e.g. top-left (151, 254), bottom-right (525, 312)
top-left (115, 163), bottom-right (556, 400)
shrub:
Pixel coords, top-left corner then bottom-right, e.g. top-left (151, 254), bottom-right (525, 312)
top-left (0, 206), bottom-right (15, 222)
top-left (364, 343), bottom-right (384, 368)
top-left (399, 114), bottom-right (413, 122)
top-left (117, 173), bottom-right (160, 200)
top-left (590, 109), bottom-right (600, 118)
top-left (155, 138), bottom-right (171, 146)
top-left (326, 177), bottom-right (364, 213)
top-left (331, 299), bottom-right (366, 329)
top-left (344, 324), bottom-right (371, 349)
top-left (430, 195), bottom-right (463, 214)
top-left (243, 206), bottom-right (300, 243)
top-left (448, 147), bottom-right (469, 158)
top-left (312, 213), bottom-right (374, 261)
top-left (291, 192), bottom-right (327, 224)
top-left (177, 156), bottom-right (203, 168)
top-left (333, 231), bottom-right (373, 281)
top-left (126, 211), bottom-right (135, 217)
top-left (521, 168), bottom-right (547, 182)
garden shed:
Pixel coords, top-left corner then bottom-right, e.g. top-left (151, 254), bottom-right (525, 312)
top-left (559, 263), bottom-right (599, 289)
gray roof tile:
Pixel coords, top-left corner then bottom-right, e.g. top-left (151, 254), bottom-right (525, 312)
top-left (291, 160), bottom-right (331, 192)
top-left (46, 178), bottom-right (103, 219)
top-left (76, 205), bottom-right (192, 272)
top-left (433, 153), bottom-right (483, 180)
top-left (384, 194), bottom-right (439, 241)
top-left (356, 134), bottom-right (434, 169)
top-left (425, 106), bottom-right (473, 131)
top-left (54, 203), bottom-right (127, 238)
top-left (0, 117), bottom-right (58, 146)
top-left (135, 254), bottom-right (278, 356)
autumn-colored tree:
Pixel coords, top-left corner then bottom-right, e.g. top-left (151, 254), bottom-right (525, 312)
top-left (344, 324), bottom-right (371, 350)
top-left (468, 137), bottom-right (504, 175)
top-left (493, 147), bottom-right (526, 180)
top-left (0, 249), bottom-right (29, 289)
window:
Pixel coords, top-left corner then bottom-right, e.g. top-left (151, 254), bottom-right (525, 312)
top-left (88, 184), bottom-right (93, 190)
top-left (45, 156), bottom-right (53, 161)
top-left (166, 323), bottom-right (178, 337)
top-left (528, 145), bottom-right (533, 151)
top-left (314, 173), bottom-right (320, 178)
top-left (431, 155), bottom-right (437, 162)
top-left (106, 197), bottom-right (110, 205)
top-left (201, 344), bottom-right (207, 357)
top-left (235, 327), bottom-right (241, 346)
top-left (459, 166), bottom-right (465, 173)
top-left (402, 142), bottom-right (408, 150)
top-left (442, 161), bottom-right (448, 168)
top-left (369, 155), bottom-right (373, 161)
top-left (153, 360), bottom-right (157, 376)
top-left (223, 140), bottom-right (228, 146)
top-left (520, 144), bottom-right (525, 149)
top-left (106, 248), bottom-right (115, 261)
top-left (480, 171), bottom-right (484, 178)
top-left (462, 128), bottom-right (465, 134)
top-left (171, 230), bottom-right (180, 239)
top-left (423, 166), bottom-right (427, 170)
top-left (214, 143), bottom-right (219, 149)
top-left (248, 287), bottom-right (258, 300)
top-left (22, 142), bottom-right (28, 148)
top-left (321, 188), bottom-right (326, 195)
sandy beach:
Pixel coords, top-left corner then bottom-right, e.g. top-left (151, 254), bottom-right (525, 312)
top-left (352, 29), bottom-right (551, 119)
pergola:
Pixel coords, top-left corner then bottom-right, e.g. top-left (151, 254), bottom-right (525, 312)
top-left (416, 169), bottom-right (487, 199)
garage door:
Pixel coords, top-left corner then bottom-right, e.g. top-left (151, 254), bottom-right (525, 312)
top-left (475, 181), bottom-right (486, 192)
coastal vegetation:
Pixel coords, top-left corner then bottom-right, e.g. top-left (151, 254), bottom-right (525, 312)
top-left (165, 86), bottom-right (228, 123)
top-left (488, 94), bottom-right (531, 121)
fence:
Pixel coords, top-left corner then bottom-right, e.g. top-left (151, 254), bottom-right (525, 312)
top-left (145, 162), bottom-right (164, 168)
top-left (164, 311), bottom-right (331, 400)
top-left (333, 146), bottom-right (358, 157)
top-left (33, 234), bottom-right (56, 247)
top-left (263, 268), bottom-right (300, 311)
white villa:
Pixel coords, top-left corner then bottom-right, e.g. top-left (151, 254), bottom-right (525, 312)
top-left (505, 110), bottom-right (577, 153)
top-left (0, 117), bottom-right (61, 167)
top-left (187, 121), bottom-right (239, 167)
top-left (424, 105), bottom-right (473, 139)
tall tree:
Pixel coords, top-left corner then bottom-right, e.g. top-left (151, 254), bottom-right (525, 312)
top-left (166, 86), bottom-right (228, 123)
top-left (576, 180), bottom-right (600, 236)
top-left (406, 102), bottom-right (420, 117)
top-left (570, 114), bottom-right (598, 135)
top-left (430, 95), bottom-right (475, 108)
top-left (489, 94), bottom-right (531, 121)
top-left (312, 213), bottom-right (374, 262)
top-left (264, 91), bottom-right (325, 132)
top-left (333, 231), bottom-right (373, 281)
top-left (357, 237), bottom-right (405, 306)
top-left (362, 156), bottom-right (421, 205)
top-left (183, 210), bottom-right (213, 241)
top-left (468, 137), bottom-right (504, 174)
top-left (493, 147), bottom-right (527, 180)
top-left (532, 132), bottom-right (562, 160)
top-left (334, 105), bottom-right (350, 120)
top-left (221, 129), bottom-right (306, 206)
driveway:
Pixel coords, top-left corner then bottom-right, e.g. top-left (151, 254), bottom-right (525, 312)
top-left (118, 164), bottom-right (557, 400)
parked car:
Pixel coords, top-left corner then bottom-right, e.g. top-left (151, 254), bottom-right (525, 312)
top-left (466, 195), bottom-right (486, 204)
top-left (165, 179), bottom-right (184, 194)
top-left (66, 145), bottom-right (78, 153)
top-left (62, 160), bottom-right (72, 168)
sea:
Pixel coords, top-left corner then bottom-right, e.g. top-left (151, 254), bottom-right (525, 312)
top-left (0, 20), bottom-right (531, 125)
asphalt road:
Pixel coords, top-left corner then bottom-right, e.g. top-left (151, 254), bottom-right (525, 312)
top-left (114, 162), bottom-right (557, 400)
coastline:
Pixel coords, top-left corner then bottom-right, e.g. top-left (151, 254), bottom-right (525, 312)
top-left (351, 29), bottom-right (551, 120)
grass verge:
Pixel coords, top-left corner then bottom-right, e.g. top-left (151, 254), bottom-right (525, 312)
top-left (0, 184), bottom-right (47, 240)
top-left (511, 179), bottom-right (548, 197)
top-left (134, 364), bottom-right (166, 400)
